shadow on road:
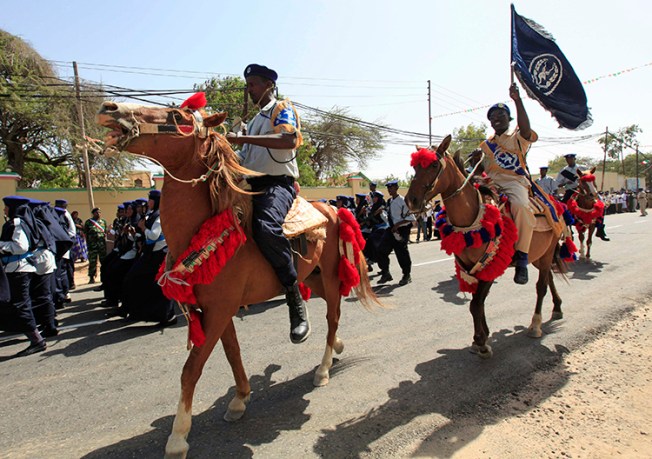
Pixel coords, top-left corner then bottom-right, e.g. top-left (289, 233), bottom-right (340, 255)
top-left (568, 259), bottom-right (607, 281)
top-left (431, 275), bottom-right (468, 306)
top-left (314, 325), bottom-right (571, 458)
top-left (78, 322), bottom-right (569, 458)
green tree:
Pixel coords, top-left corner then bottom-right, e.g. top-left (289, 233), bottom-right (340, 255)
top-left (302, 107), bottom-right (384, 180)
top-left (597, 124), bottom-right (642, 160)
top-left (450, 123), bottom-right (488, 156)
top-left (200, 76), bottom-right (247, 128)
top-left (0, 29), bottom-right (139, 188)
top-left (546, 155), bottom-right (599, 173)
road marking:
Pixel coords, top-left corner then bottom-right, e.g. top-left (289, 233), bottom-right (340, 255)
top-left (635, 220), bottom-right (649, 224)
top-left (608, 225), bottom-right (622, 229)
top-left (414, 257), bottom-right (454, 267)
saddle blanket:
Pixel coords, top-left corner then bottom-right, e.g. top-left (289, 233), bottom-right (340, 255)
top-left (283, 196), bottom-right (328, 239)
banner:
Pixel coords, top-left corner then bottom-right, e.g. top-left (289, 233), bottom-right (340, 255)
top-left (511, 4), bottom-right (592, 130)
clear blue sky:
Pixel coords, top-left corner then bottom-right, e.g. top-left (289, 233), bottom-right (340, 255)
top-left (2, 0), bottom-right (650, 181)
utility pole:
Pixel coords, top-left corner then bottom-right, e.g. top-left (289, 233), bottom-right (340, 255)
top-left (427, 80), bottom-right (432, 146)
top-left (636, 143), bottom-right (640, 190)
top-left (600, 127), bottom-right (608, 192)
top-left (73, 61), bottom-right (95, 211)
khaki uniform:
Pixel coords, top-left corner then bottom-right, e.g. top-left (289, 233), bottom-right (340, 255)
top-left (480, 128), bottom-right (538, 253)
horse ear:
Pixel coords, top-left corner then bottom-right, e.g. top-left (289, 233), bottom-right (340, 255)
top-left (437, 135), bottom-right (452, 156)
top-left (204, 112), bottom-right (228, 128)
top-left (590, 166), bottom-right (596, 174)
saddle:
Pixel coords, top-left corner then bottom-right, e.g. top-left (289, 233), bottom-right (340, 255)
top-left (283, 196), bottom-right (328, 242)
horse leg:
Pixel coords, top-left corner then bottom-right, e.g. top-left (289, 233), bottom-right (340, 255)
top-left (527, 266), bottom-right (550, 338)
top-left (221, 319), bottom-right (251, 422)
top-left (307, 273), bottom-right (343, 387)
top-left (469, 281), bottom-right (493, 359)
top-left (164, 313), bottom-right (231, 459)
top-left (578, 231), bottom-right (586, 259)
top-left (548, 271), bottom-right (563, 320)
top-left (586, 226), bottom-right (594, 260)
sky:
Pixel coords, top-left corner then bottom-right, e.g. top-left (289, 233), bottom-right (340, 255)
top-left (2, 0), bottom-right (650, 182)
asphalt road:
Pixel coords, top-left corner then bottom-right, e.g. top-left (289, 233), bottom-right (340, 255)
top-left (1, 211), bottom-right (650, 459)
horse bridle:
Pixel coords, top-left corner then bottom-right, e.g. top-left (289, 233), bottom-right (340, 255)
top-left (422, 151), bottom-right (485, 203)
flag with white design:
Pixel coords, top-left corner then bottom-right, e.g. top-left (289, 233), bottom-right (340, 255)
top-left (511, 4), bottom-right (592, 130)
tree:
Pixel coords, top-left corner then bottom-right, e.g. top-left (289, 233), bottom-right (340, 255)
top-left (597, 125), bottom-right (642, 160)
top-left (0, 29), bottom-right (139, 188)
top-left (450, 123), bottom-right (488, 156)
top-left (546, 155), bottom-right (599, 173)
top-left (302, 107), bottom-right (384, 180)
top-left (200, 76), bottom-right (248, 127)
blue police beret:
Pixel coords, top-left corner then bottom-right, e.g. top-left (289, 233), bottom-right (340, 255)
top-left (123, 201), bottom-right (133, 208)
top-left (328, 199), bottom-right (337, 206)
top-left (336, 195), bottom-right (348, 201)
top-left (385, 180), bottom-right (399, 187)
top-left (487, 103), bottom-right (511, 119)
top-left (355, 193), bottom-right (367, 198)
top-left (539, 166), bottom-right (549, 170)
top-left (564, 153), bottom-right (577, 158)
top-left (54, 199), bottom-right (67, 207)
top-left (244, 64), bottom-right (278, 82)
top-left (117, 204), bottom-right (125, 210)
top-left (372, 191), bottom-right (384, 199)
top-left (369, 181), bottom-right (377, 187)
top-left (27, 198), bottom-right (48, 208)
top-left (135, 198), bottom-right (148, 205)
top-left (54, 207), bottom-right (66, 214)
top-left (148, 189), bottom-right (161, 199)
top-left (3, 195), bottom-right (30, 207)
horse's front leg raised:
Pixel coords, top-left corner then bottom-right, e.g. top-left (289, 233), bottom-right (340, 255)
top-left (165, 313), bottom-right (230, 459)
top-left (469, 281), bottom-right (493, 358)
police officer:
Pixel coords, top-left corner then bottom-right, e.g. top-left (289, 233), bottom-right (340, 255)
top-left (376, 180), bottom-right (416, 286)
top-left (84, 207), bottom-right (108, 283)
top-left (0, 196), bottom-right (46, 356)
top-left (226, 63), bottom-right (309, 344)
top-left (535, 166), bottom-right (558, 196)
top-left (557, 153), bottom-right (610, 241)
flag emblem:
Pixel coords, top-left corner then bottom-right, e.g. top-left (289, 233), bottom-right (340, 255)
top-left (530, 54), bottom-right (563, 95)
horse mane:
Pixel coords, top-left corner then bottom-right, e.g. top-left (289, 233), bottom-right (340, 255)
top-left (201, 132), bottom-right (255, 230)
top-left (451, 150), bottom-right (467, 176)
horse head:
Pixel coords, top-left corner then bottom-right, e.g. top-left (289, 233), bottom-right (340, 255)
top-left (96, 93), bottom-right (255, 217)
top-left (405, 135), bottom-right (452, 212)
top-left (576, 166), bottom-right (599, 206)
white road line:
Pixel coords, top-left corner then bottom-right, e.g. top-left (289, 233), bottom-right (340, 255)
top-left (607, 225), bottom-right (622, 229)
top-left (635, 220), bottom-right (649, 224)
top-left (414, 257), bottom-right (454, 267)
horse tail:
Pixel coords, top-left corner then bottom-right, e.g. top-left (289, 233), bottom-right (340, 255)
top-left (552, 242), bottom-right (571, 285)
top-left (336, 209), bottom-right (384, 310)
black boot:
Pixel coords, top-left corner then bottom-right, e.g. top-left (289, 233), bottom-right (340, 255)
top-left (596, 226), bottom-right (610, 241)
top-left (285, 283), bottom-right (310, 344)
top-left (512, 250), bottom-right (529, 285)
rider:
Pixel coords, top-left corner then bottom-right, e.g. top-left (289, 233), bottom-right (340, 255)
top-left (556, 153), bottom-right (610, 241)
top-left (226, 64), bottom-right (309, 344)
top-left (478, 83), bottom-right (537, 285)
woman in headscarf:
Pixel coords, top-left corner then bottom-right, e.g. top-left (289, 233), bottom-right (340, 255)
top-left (121, 190), bottom-right (176, 326)
top-left (0, 196), bottom-right (46, 356)
top-left (70, 210), bottom-right (88, 262)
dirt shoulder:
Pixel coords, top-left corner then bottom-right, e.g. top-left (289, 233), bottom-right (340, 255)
top-left (438, 301), bottom-right (652, 458)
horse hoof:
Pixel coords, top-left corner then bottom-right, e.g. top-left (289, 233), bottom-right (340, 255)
top-left (313, 370), bottom-right (330, 387)
top-left (164, 437), bottom-right (189, 459)
top-left (551, 311), bottom-right (564, 320)
top-left (527, 327), bottom-right (543, 338)
top-left (333, 338), bottom-right (344, 355)
top-left (470, 343), bottom-right (493, 359)
top-left (223, 394), bottom-right (249, 422)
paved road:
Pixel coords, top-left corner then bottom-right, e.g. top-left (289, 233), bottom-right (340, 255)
top-left (1, 211), bottom-right (650, 458)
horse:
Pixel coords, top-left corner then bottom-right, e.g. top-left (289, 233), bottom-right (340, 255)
top-left (404, 136), bottom-right (567, 358)
top-left (565, 167), bottom-right (602, 260)
top-left (96, 98), bottom-right (382, 458)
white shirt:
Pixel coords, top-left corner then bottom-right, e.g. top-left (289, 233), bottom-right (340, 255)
top-left (387, 194), bottom-right (416, 227)
top-left (144, 216), bottom-right (167, 252)
top-left (0, 218), bottom-right (36, 273)
top-left (62, 209), bottom-right (76, 260)
top-left (239, 98), bottom-right (300, 178)
top-left (535, 176), bottom-right (558, 195)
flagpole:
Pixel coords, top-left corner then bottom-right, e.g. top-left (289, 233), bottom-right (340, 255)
top-left (510, 4), bottom-right (515, 85)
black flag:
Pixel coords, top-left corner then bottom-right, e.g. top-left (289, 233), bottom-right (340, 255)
top-left (511, 4), bottom-right (592, 130)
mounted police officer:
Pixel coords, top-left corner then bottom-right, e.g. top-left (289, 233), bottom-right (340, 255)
top-left (535, 166), bottom-right (557, 196)
top-left (226, 63), bottom-right (309, 344)
top-left (557, 153), bottom-right (610, 241)
top-left (478, 84), bottom-right (537, 285)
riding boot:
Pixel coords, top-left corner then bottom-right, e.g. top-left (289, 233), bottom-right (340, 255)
top-left (596, 225), bottom-right (610, 241)
top-left (513, 250), bottom-right (529, 285)
top-left (285, 282), bottom-right (310, 344)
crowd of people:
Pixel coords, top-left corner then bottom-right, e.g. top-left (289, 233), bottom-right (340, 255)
top-left (0, 190), bottom-right (175, 357)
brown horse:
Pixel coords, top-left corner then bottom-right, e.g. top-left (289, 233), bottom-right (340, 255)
top-left (405, 136), bottom-right (566, 358)
top-left (96, 100), bottom-right (381, 458)
top-left (566, 167), bottom-right (601, 260)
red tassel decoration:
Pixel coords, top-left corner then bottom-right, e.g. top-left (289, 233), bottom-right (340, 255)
top-left (188, 309), bottom-right (206, 348)
top-left (298, 282), bottom-right (312, 301)
top-left (410, 148), bottom-right (439, 169)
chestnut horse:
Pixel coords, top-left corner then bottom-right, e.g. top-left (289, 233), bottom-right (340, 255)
top-left (96, 100), bottom-right (381, 458)
top-left (405, 136), bottom-right (566, 358)
top-left (566, 167), bottom-right (601, 260)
